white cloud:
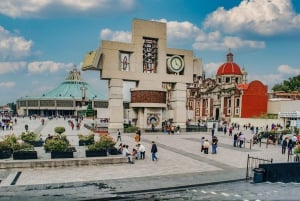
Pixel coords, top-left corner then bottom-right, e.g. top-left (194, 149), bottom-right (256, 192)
top-left (193, 31), bottom-right (265, 50)
top-left (100, 18), bottom-right (265, 51)
top-left (0, 81), bottom-right (16, 88)
top-left (248, 64), bottom-right (300, 89)
top-left (248, 73), bottom-right (283, 89)
top-left (0, 26), bottom-right (32, 59)
top-left (100, 28), bottom-right (131, 43)
top-left (156, 19), bottom-right (201, 40)
top-left (204, 0), bottom-right (300, 35)
top-left (0, 61), bottom-right (27, 74)
top-left (0, 0), bottom-right (136, 18)
top-left (28, 61), bottom-right (74, 74)
top-left (203, 62), bottom-right (222, 77)
top-left (277, 65), bottom-right (300, 75)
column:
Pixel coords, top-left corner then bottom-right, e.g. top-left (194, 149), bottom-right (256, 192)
top-left (108, 78), bottom-right (123, 132)
top-left (170, 83), bottom-right (187, 129)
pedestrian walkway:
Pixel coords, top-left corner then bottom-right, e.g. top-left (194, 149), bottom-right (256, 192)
top-left (0, 117), bottom-right (290, 200)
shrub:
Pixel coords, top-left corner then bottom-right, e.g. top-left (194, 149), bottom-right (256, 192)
top-left (0, 134), bottom-right (34, 152)
top-left (20, 132), bottom-right (41, 143)
top-left (44, 134), bottom-right (71, 152)
top-left (87, 135), bottom-right (115, 151)
top-left (0, 141), bottom-right (11, 151)
top-left (78, 133), bottom-right (94, 142)
top-left (54, 127), bottom-right (66, 134)
top-left (12, 142), bottom-right (34, 152)
top-left (294, 146), bottom-right (300, 154)
top-left (78, 133), bottom-right (95, 146)
top-left (4, 134), bottom-right (18, 146)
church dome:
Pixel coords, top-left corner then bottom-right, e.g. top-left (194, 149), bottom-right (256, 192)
top-left (216, 52), bottom-right (242, 76)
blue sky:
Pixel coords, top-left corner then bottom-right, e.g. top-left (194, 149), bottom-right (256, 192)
top-left (1, 0), bottom-right (300, 105)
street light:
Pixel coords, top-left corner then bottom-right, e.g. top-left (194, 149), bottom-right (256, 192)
top-left (128, 109), bottom-right (131, 126)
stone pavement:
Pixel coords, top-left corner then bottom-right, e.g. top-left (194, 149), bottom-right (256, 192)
top-left (0, 117), bottom-right (290, 200)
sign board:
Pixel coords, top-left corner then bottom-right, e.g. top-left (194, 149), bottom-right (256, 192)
top-left (207, 121), bottom-right (217, 129)
top-left (296, 120), bottom-right (300, 128)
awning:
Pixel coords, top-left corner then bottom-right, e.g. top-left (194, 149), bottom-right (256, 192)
top-left (278, 111), bottom-right (300, 118)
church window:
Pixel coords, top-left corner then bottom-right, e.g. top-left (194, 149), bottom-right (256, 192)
top-left (218, 78), bottom-right (221, 84)
top-left (225, 77), bottom-right (230, 83)
top-left (235, 77), bottom-right (239, 83)
top-left (235, 98), bottom-right (240, 107)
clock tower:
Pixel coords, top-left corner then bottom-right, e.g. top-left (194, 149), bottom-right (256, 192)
top-left (82, 19), bottom-right (203, 132)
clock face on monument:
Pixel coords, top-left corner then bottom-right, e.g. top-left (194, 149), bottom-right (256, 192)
top-left (167, 55), bottom-right (184, 73)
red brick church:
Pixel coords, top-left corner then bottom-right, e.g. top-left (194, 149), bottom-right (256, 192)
top-left (187, 51), bottom-right (268, 122)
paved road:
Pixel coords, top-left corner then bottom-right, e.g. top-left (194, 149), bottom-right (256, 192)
top-left (0, 117), bottom-right (295, 200)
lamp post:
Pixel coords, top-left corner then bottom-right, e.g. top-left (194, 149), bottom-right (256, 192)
top-left (128, 109), bottom-right (131, 126)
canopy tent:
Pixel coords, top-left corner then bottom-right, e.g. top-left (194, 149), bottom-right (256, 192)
top-left (278, 111), bottom-right (300, 118)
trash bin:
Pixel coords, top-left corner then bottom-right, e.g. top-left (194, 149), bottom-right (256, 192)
top-left (253, 168), bottom-right (266, 183)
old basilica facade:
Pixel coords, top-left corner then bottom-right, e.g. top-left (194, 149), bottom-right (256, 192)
top-left (186, 52), bottom-right (268, 123)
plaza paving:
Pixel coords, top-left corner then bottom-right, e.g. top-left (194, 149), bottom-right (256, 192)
top-left (0, 117), bottom-right (292, 200)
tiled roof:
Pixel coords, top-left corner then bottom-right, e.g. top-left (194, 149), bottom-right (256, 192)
top-left (217, 62), bottom-right (242, 76)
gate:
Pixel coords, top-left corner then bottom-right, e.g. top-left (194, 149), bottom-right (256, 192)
top-left (246, 154), bottom-right (273, 180)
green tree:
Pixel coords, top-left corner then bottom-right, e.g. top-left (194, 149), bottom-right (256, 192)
top-left (7, 102), bottom-right (16, 115)
top-left (272, 75), bottom-right (300, 92)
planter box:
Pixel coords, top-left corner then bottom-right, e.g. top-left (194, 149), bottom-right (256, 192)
top-left (79, 140), bottom-right (94, 146)
top-left (26, 141), bottom-right (44, 147)
top-left (108, 147), bottom-right (119, 155)
top-left (0, 150), bottom-right (12, 159)
top-left (13, 151), bottom-right (38, 160)
top-left (51, 151), bottom-right (74, 159)
top-left (85, 149), bottom-right (107, 157)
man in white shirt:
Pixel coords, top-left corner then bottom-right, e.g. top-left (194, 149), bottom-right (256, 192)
top-left (122, 145), bottom-right (134, 164)
top-left (137, 143), bottom-right (146, 159)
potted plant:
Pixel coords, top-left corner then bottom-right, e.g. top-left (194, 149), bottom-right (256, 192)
top-left (12, 142), bottom-right (37, 160)
top-left (78, 133), bottom-right (94, 146)
top-left (0, 134), bottom-right (17, 159)
top-left (0, 141), bottom-right (12, 159)
top-left (86, 135), bottom-right (116, 157)
top-left (20, 131), bottom-right (43, 147)
top-left (44, 134), bottom-right (75, 159)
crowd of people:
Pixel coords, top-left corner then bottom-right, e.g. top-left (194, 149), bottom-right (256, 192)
top-left (115, 128), bottom-right (158, 164)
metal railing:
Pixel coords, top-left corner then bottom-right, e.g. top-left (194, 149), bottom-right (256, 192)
top-left (246, 154), bottom-right (273, 180)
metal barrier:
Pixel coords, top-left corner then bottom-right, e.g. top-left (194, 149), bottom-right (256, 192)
top-left (246, 154), bottom-right (273, 180)
top-left (287, 153), bottom-right (300, 162)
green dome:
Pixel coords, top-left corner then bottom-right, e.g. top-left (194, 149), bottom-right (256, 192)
top-left (37, 69), bottom-right (106, 100)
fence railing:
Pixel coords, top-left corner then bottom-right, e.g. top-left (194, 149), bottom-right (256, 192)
top-left (246, 154), bottom-right (273, 180)
top-left (287, 153), bottom-right (300, 162)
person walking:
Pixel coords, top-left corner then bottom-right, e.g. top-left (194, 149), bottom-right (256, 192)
top-left (212, 136), bottom-right (218, 154)
top-left (288, 138), bottom-right (293, 155)
top-left (238, 132), bottom-right (245, 148)
top-left (137, 143), bottom-right (146, 159)
top-left (233, 133), bottom-right (238, 147)
top-left (201, 137), bottom-right (205, 152)
top-left (203, 139), bottom-right (209, 154)
top-left (151, 141), bottom-right (158, 161)
top-left (116, 129), bottom-right (122, 142)
top-left (135, 128), bottom-right (141, 142)
top-left (282, 137), bottom-right (288, 155)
